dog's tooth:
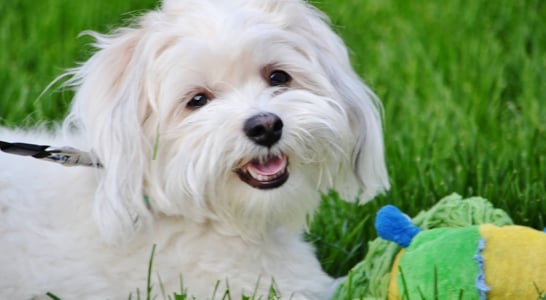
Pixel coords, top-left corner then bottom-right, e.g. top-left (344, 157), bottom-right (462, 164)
top-left (249, 168), bottom-right (262, 181)
top-left (247, 166), bottom-right (258, 179)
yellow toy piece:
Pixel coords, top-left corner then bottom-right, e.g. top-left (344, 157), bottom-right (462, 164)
top-left (480, 224), bottom-right (546, 299)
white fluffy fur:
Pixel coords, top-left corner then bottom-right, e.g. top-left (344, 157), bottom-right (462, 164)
top-left (0, 0), bottom-right (389, 299)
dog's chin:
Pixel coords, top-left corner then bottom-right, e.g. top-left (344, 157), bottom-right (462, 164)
top-left (235, 154), bottom-right (289, 190)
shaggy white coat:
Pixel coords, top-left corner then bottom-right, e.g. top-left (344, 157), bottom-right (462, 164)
top-left (0, 0), bottom-right (389, 299)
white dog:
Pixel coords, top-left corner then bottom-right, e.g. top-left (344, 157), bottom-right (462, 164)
top-left (0, 0), bottom-right (389, 299)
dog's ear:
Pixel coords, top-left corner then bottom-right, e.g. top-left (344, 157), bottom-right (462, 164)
top-left (63, 27), bottom-right (154, 244)
top-left (291, 3), bottom-right (390, 203)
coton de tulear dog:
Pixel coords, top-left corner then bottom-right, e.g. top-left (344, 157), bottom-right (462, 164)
top-left (0, 0), bottom-right (389, 299)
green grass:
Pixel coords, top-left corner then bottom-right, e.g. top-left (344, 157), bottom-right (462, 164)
top-left (1, 0), bottom-right (545, 297)
top-left (311, 0), bottom-right (546, 277)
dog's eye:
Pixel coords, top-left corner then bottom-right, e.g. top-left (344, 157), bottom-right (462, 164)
top-left (269, 70), bottom-right (292, 87)
top-left (187, 93), bottom-right (209, 109)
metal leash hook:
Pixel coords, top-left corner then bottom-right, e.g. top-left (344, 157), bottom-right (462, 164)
top-left (0, 141), bottom-right (102, 168)
top-left (43, 146), bottom-right (102, 167)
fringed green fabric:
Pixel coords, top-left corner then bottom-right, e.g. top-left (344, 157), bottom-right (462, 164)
top-left (332, 193), bottom-right (514, 300)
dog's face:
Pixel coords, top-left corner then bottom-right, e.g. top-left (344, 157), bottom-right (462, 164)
top-left (66, 0), bottom-right (389, 242)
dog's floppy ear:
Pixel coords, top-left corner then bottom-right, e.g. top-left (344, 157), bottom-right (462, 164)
top-left (63, 27), bottom-right (153, 244)
top-left (292, 3), bottom-right (390, 203)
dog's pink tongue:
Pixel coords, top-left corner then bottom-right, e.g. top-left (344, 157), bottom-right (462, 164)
top-left (250, 155), bottom-right (286, 176)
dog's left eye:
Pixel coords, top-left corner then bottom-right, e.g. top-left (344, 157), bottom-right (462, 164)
top-left (269, 70), bottom-right (292, 87)
top-left (187, 93), bottom-right (209, 109)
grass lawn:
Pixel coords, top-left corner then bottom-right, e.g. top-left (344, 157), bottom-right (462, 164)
top-left (1, 0), bottom-right (545, 298)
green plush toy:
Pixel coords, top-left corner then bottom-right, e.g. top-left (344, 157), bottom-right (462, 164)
top-left (333, 194), bottom-right (546, 300)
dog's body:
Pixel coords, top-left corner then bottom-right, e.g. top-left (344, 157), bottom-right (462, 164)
top-left (0, 0), bottom-right (388, 299)
top-left (0, 136), bottom-right (332, 299)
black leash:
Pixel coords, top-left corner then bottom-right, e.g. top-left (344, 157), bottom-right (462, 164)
top-left (0, 140), bottom-right (102, 168)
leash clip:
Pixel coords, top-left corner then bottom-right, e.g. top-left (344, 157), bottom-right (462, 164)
top-left (44, 146), bottom-right (102, 167)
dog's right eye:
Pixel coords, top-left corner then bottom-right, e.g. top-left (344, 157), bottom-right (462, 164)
top-left (187, 93), bottom-right (209, 109)
top-left (269, 70), bottom-right (292, 87)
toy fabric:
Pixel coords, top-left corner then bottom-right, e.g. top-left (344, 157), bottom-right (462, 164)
top-left (379, 206), bottom-right (546, 299)
top-left (332, 194), bottom-right (546, 300)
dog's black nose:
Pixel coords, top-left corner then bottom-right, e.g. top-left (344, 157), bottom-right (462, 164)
top-left (244, 112), bottom-right (283, 147)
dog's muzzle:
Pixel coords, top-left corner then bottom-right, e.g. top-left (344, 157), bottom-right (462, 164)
top-left (237, 113), bottom-right (289, 189)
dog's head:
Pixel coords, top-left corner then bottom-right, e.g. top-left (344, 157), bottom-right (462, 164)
top-left (64, 0), bottom-right (389, 243)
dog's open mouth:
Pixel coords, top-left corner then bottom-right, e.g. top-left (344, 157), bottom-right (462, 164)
top-left (236, 154), bottom-right (289, 189)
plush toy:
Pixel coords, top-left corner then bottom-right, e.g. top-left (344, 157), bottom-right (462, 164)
top-left (333, 194), bottom-right (546, 300)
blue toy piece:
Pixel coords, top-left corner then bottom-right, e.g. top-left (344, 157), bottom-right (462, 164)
top-left (374, 205), bottom-right (420, 248)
